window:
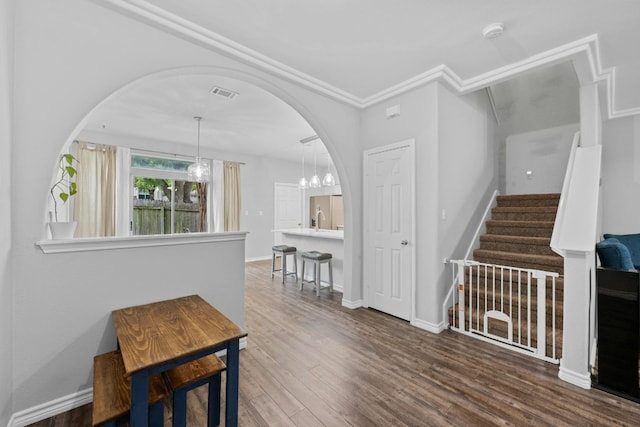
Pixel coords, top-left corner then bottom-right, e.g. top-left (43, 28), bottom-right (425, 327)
top-left (130, 153), bottom-right (210, 235)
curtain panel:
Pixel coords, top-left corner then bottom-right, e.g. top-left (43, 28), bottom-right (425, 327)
top-left (223, 161), bottom-right (241, 231)
top-left (74, 142), bottom-right (117, 237)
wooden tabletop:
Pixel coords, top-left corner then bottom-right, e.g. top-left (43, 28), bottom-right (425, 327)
top-left (112, 295), bottom-right (246, 374)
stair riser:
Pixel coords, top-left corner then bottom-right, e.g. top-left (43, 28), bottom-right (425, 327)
top-left (486, 224), bottom-right (553, 238)
top-left (491, 211), bottom-right (557, 222)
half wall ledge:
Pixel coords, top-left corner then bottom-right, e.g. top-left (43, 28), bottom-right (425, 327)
top-left (36, 232), bottom-right (249, 254)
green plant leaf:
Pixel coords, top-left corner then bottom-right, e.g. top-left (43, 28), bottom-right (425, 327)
top-left (63, 154), bottom-right (75, 165)
top-left (65, 166), bottom-right (77, 177)
top-left (69, 182), bottom-right (77, 195)
top-left (59, 192), bottom-right (69, 202)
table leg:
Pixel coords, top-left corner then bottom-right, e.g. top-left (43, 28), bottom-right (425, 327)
top-left (130, 370), bottom-right (150, 427)
top-left (225, 339), bottom-right (240, 427)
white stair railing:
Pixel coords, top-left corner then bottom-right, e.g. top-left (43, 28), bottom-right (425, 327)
top-left (448, 259), bottom-right (560, 363)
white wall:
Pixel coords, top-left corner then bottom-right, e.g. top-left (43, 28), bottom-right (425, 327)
top-left (437, 86), bottom-right (497, 321)
top-left (361, 83), bottom-right (497, 329)
top-left (11, 0), bottom-right (360, 417)
top-left (505, 123), bottom-right (579, 194)
top-left (361, 83), bottom-right (440, 326)
top-left (1, 0), bottom-right (14, 425)
top-left (601, 115), bottom-right (640, 234)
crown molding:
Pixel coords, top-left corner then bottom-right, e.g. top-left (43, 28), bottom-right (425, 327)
top-left (98, 0), bottom-right (639, 118)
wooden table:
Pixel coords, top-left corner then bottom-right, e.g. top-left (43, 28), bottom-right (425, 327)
top-left (112, 295), bottom-right (247, 427)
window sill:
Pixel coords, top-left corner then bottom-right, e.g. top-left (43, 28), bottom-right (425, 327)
top-left (36, 232), bottom-right (249, 254)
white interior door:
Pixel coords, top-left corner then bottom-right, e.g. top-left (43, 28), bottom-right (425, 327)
top-left (274, 183), bottom-right (302, 245)
top-left (364, 140), bottom-right (414, 321)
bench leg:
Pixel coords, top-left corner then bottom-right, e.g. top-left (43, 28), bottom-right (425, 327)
top-left (172, 387), bottom-right (188, 427)
top-left (300, 260), bottom-right (305, 291)
top-left (149, 400), bottom-right (165, 427)
top-left (207, 374), bottom-right (222, 426)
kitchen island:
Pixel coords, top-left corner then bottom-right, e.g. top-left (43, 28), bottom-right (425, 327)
top-left (274, 228), bottom-right (344, 292)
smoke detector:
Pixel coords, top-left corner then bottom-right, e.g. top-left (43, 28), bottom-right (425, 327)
top-left (209, 86), bottom-right (239, 99)
top-left (482, 23), bottom-right (505, 39)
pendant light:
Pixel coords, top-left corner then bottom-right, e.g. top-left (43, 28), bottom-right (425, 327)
top-left (298, 143), bottom-right (308, 189)
top-left (187, 116), bottom-right (210, 182)
top-left (309, 152), bottom-right (321, 188)
top-left (322, 153), bottom-right (336, 186)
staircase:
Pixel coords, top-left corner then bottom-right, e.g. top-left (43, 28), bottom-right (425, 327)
top-left (449, 193), bottom-right (564, 361)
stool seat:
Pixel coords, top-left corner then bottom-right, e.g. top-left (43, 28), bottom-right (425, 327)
top-left (272, 245), bottom-right (297, 253)
top-left (301, 251), bottom-right (332, 261)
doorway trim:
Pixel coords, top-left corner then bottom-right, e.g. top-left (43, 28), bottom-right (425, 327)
top-left (363, 139), bottom-right (416, 323)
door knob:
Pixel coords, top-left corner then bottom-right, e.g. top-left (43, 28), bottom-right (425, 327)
top-left (401, 240), bottom-right (408, 246)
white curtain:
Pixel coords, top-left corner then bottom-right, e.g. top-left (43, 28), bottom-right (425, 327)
top-left (212, 160), bottom-right (224, 232)
top-left (224, 161), bottom-right (241, 231)
top-left (73, 142), bottom-right (117, 237)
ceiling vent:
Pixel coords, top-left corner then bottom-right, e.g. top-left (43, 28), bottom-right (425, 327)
top-left (209, 86), bottom-right (239, 99)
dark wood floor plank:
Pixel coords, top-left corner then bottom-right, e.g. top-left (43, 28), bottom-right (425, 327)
top-left (27, 259), bottom-right (640, 426)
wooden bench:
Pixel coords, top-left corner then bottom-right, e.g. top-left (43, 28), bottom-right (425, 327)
top-left (164, 354), bottom-right (227, 427)
top-left (92, 350), bottom-right (168, 426)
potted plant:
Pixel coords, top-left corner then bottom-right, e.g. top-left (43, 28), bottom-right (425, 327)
top-left (48, 153), bottom-right (78, 239)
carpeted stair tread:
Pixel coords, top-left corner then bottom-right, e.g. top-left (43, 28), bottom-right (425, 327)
top-left (486, 220), bottom-right (555, 238)
top-left (473, 249), bottom-right (563, 274)
top-left (491, 206), bottom-right (558, 222)
top-left (479, 235), bottom-right (555, 256)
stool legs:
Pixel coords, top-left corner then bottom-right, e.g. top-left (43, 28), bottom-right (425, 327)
top-left (300, 258), bottom-right (333, 296)
top-left (281, 254), bottom-right (287, 284)
top-left (271, 251), bottom-right (297, 283)
top-left (271, 251), bottom-right (276, 279)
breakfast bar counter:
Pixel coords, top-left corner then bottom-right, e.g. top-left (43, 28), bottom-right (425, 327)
top-left (274, 228), bottom-right (344, 291)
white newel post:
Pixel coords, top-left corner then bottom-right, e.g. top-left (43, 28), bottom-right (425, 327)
top-left (558, 250), bottom-right (593, 389)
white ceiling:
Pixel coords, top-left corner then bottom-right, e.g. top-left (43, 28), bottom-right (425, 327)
top-left (86, 0), bottom-right (640, 162)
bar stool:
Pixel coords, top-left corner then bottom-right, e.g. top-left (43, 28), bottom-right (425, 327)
top-left (300, 251), bottom-right (333, 296)
top-left (271, 245), bottom-right (298, 283)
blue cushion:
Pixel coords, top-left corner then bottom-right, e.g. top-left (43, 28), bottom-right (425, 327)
top-left (603, 233), bottom-right (640, 269)
top-left (596, 238), bottom-right (635, 271)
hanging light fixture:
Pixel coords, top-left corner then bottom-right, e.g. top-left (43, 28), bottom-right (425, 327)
top-left (298, 143), bottom-right (308, 189)
top-left (187, 116), bottom-right (210, 182)
top-left (322, 153), bottom-right (336, 186)
top-left (309, 152), bottom-right (321, 188)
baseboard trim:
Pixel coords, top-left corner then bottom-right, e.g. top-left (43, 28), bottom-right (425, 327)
top-left (558, 365), bottom-right (592, 389)
top-left (8, 389), bottom-right (93, 427)
top-left (412, 318), bottom-right (446, 334)
top-left (8, 338), bottom-right (250, 426)
top-left (245, 255), bottom-right (271, 262)
top-left (341, 298), bottom-right (364, 309)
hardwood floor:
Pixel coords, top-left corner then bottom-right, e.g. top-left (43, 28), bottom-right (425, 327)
top-left (30, 259), bottom-right (640, 426)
